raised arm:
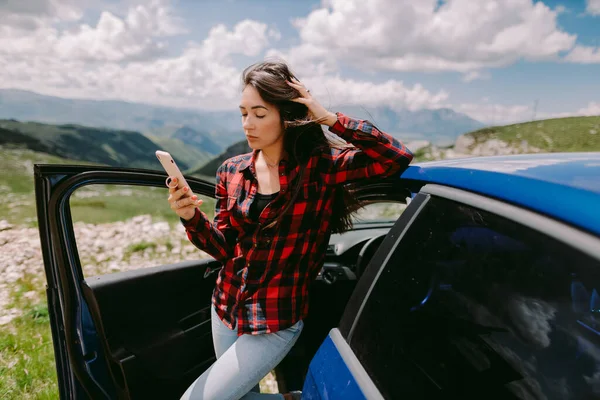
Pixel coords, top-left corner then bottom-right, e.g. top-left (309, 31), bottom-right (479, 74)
top-left (325, 112), bottom-right (413, 184)
top-left (286, 78), bottom-right (413, 185)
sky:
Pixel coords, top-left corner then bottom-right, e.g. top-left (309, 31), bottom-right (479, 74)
top-left (1, 0), bottom-right (599, 125)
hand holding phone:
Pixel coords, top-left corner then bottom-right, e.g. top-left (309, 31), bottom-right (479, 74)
top-left (156, 150), bottom-right (202, 220)
top-left (155, 150), bottom-right (194, 196)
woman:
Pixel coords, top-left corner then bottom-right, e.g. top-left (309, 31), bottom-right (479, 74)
top-left (167, 60), bottom-right (413, 400)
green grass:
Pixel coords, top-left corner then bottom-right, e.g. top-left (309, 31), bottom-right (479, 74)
top-left (0, 307), bottom-right (57, 400)
top-left (69, 185), bottom-right (215, 225)
top-left (465, 116), bottom-right (600, 152)
top-left (0, 268), bottom-right (58, 399)
top-left (0, 145), bottom-right (91, 194)
top-left (0, 145), bottom-right (100, 226)
top-left (126, 241), bottom-right (158, 253)
top-left (0, 146), bottom-right (216, 226)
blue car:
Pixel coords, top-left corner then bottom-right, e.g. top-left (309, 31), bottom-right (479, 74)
top-left (35, 152), bottom-right (600, 399)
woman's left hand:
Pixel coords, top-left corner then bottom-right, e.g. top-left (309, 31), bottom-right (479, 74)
top-left (287, 78), bottom-right (337, 127)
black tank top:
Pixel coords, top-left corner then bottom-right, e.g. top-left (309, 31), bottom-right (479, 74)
top-left (250, 192), bottom-right (279, 220)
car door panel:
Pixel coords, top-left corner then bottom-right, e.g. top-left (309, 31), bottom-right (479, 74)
top-left (303, 329), bottom-right (382, 399)
top-left (82, 259), bottom-right (221, 399)
top-left (34, 165), bottom-right (219, 399)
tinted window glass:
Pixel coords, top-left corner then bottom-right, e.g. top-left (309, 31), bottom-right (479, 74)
top-left (350, 196), bottom-right (600, 399)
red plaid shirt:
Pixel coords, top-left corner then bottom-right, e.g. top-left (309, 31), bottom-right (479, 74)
top-left (182, 112), bottom-right (413, 335)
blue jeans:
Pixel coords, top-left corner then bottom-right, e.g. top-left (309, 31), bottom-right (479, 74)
top-left (180, 305), bottom-right (304, 400)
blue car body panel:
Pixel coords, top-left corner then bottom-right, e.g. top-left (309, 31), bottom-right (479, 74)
top-left (310, 153), bottom-right (600, 399)
top-left (303, 334), bottom-right (367, 400)
top-left (400, 153), bottom-right (600, 236)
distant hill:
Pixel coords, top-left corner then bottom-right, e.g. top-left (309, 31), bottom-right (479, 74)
top-left (335, 105), bottom-right (484, 145)
top-left (148, 135), bottom-right (213, 172)
top-left (189, 140), bottom-right (252, 178)
top-left (172, 126), bottom-right (223, 154)
top-left (413, 115), bottom-right (600, 161)
top-left (0, 89), bottom-right (483, 148)
top-left (456, 116), bottom-right (600, 154)
top-left (0, 119), bottom-right (184, 170)
top-left (0, 88), bottom-right (243, 148)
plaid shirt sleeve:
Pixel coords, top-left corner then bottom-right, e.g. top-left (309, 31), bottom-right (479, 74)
top-left (180, 162), bottom-right (236, 264)
top-left (326, 112), bottom-right (413, 184)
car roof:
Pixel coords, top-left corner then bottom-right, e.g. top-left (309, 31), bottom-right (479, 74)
top-left (400, 152), bottom-right (600, 237)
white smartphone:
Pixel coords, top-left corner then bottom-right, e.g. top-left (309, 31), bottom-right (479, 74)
top-left (155, 150), bottom-right (194, 196)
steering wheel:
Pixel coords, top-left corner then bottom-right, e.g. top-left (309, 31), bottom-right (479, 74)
top-left (355, 235), bottom-right (387, 278)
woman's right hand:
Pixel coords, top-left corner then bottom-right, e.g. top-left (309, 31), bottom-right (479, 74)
top-left (167, 177), bottom-right (203, 221)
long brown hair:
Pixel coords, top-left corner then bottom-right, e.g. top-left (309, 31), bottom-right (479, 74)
top-left (242, 59), bottom-right (363, 234)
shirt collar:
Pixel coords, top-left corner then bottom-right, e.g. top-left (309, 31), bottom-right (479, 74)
top-left (239, 149), bottom-right (291, 175)
top-left (238, 151), bottom-right (255, 172)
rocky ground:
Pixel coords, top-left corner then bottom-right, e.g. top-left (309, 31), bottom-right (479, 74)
top-left (409, 135), bottom-right (543, 162)
top-left (0, 215), bottom-right (212, 325)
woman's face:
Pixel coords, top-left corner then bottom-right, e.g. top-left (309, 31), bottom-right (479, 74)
top-left (239, 85), bottom-right (283, 150)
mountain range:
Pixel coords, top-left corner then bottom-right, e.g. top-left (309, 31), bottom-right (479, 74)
top-left (0, 88), bottom-right (483, 146)
top-left (0, 88), bottom-right (487, 173)
top-left (0, 119), bottom-right (173, 170)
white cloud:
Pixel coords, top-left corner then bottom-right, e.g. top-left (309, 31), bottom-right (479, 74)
top-left (303, 75), bottom-right (449, 111)
top-left (201, 19), bottom-right (278, 62)
top-left (266, 44), bottom-right (338, 76)
top-left (0, 0), bottom-right (186, 63)
top-left (462, 70), bottom-right (492, 82)
top-left (577, 101), bottom-right (600, 115)
top-left (285, 0), bottom-right (576, 75)
top-left (555, 5), bottom-right (567, 14)
top-left (0, 0), bottom-right (81, 29)
top-left (541, 101), bottom-right (600, 118)
top-left (564, 45), bottom-right (600, 64)
top-left (587, 0), bottom-right (600, 15)
top-left (455, 102), bottom-right (534, 124)
top-left (0, 0), bottom-right (280, 109)
top-left (0, 11), bottom-right (278, 109)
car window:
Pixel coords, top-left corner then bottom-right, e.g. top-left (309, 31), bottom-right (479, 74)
top-left (352, 201), bottom-right (407, 223)
top-left (70, 184), bottom-right (215, 277)
top-left (349, 196), bottom-right (600, 399)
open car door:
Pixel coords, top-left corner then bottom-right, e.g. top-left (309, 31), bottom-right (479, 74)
top-left (34, 165), bottom-right (222, 399)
